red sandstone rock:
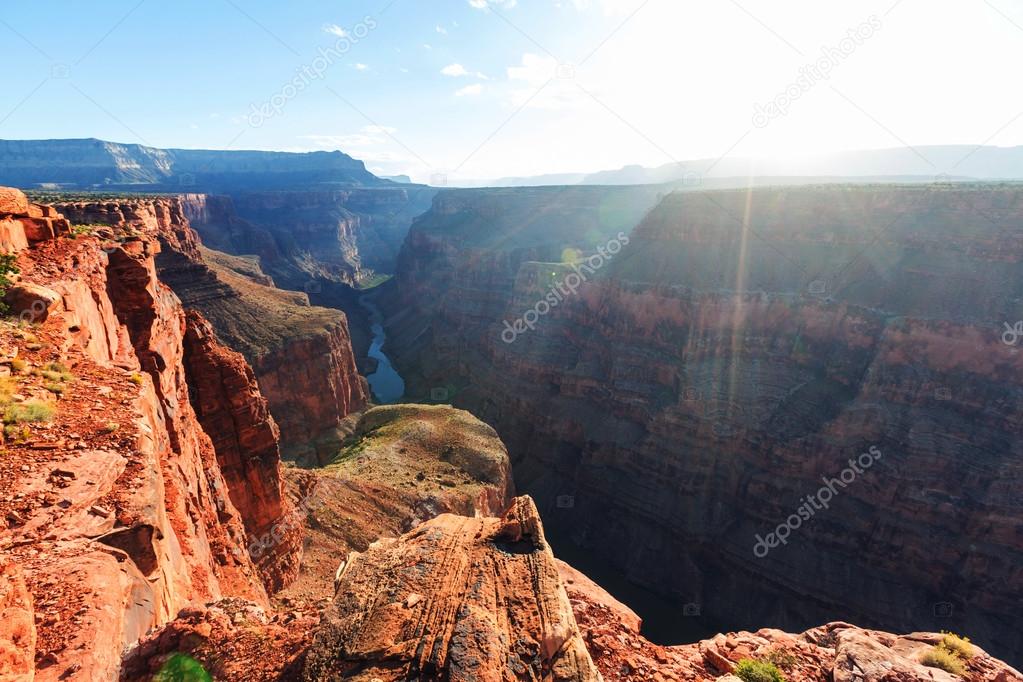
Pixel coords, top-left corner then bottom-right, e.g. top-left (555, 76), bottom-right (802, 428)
top-left (0, 188), bottom-right (29, 216)
top-left (0, 562), bottom-right (35, 680)
top-left (183, 311), bottom-right (301, 592)
top-left (303, 496), bottom-right (601, 681)
top-left (0, 190), bottom-right (295, 679)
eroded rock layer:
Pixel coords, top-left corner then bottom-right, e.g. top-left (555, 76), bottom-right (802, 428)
top-left (384, 184), bottom-right (1023, 663)
top-left (303, 496), bottom-right (601, 681)
top-left (51, 196), bottom-right (367, 460)
top-left (0, 189), bottom-right (295, 680)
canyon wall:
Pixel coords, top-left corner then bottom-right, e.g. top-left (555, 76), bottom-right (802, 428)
top-left (0, 189), bottom-right (298, 679)
top-left (180, 187), bottom-right (436, 287)
top-left (384, 184), bottom-right (1023, 663)
top-left (52, 197), bottom-right (367, 460)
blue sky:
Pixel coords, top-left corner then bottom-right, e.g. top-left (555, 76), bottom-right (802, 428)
top-left (2, 0), bottom-right (1023, 183)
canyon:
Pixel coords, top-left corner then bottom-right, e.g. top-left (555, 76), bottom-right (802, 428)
top-left (0, 175), bottom-right (1021, 682)
top-left (382, 183), bottom-right (1023, 664)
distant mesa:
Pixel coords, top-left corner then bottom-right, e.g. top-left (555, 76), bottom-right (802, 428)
top-left (0, 138), bottom-right (404, 192)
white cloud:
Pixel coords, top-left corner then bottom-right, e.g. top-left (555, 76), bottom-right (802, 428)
top-left (441, 63), bottom-right (470, 77)
top-left (322, 23), bottom-right (348, 38)
top-left (455, 84), bottom-right (483, 96)
top-left (507, 53), bottom-right (558, 84)
top-left (468, 0), bottom-right (517, 9)
top-left (435, 24), bottom-right (448, 35)
top-left (354, 63), bottom-right (369, 71)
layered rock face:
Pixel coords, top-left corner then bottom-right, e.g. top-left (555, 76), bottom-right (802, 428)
top-left (52, 196), bottom-right (367, 460)
top-left (305, 496), bottom-right (601, 681)
top-left (0, 189), bottom-right (297, 679)
top-left (181, 187), bottom-right (436, 287)
top-left (384, 184), bottom-right (1023, 663)
top-left (279, 404), bottom-right (515, 603)
top-left (183, 311), bottom-right (301, 592)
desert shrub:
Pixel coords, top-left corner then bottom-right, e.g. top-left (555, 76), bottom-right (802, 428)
top-left (0, 255), bottom-right (19, 314)
top-left (4, 400), bottom-right (55, 424)
top-left (922, 646), bottom-right (966, 676)
top-left (43, 382), bottom-right (64, 395)
top-left (4, 423), bottom-right (30, 442)
top-left (129, 372), bottom-right (144, 386)
top-left (10, 359), bottom-right (26, 373)
top-left (102, 422), bottom-right (119, 433)
top-left (735, 659), bottom-right (787, 682)
top-left (154, 653), bottom-right (212, 682)
top-left (939, 632), bottom-right (975, 659)
top-left (764, 648), bottom-right (798, 670)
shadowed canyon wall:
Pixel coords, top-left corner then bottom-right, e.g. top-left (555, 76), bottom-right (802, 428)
top-left (51, 197), bottom-right (367, 460)
top-left (383, 184), bottom-right (1023, 663)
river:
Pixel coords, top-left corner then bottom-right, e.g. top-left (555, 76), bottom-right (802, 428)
top-left (358, 294), bottom-right (405, 404)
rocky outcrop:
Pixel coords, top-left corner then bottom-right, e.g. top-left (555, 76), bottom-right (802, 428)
top-left (564, 569), bottom-right (1023, 681)
top-left (303, 496), bottom-right (600, 681)
top-left (183, 311), bottom-right (301, 592)
top-left (384, 184), bottom-right (1023, 664)
top-left (53, 196), bottom-right (368, 460)
top-left (0, 189), bottom-right (296, 679)
top-left (279, 404), bottom-right (515, 603)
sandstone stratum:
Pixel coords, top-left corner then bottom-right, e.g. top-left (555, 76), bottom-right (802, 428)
top-left (0, 184), bottom-right (1020, 682)
top-left (382, 183), bottom-right (1023, 664)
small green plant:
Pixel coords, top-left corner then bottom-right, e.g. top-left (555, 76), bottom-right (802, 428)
top-left (0, 254), bottom-right (19, 315)
top-left (939, 632), bottom-right (975, 659)
top-left (764, 648), bottom-right (798, 670)
top-left (129, 372), bottom-right (144, 386)
top-left (43, 382), bottom-right (65, 395)
top-left (735, 659), bottom-right (787, 682)
top-left (3, 400), bottom-right (54, 424)
top-left (3, 423), bottom-right (29, 442)
top-left (36, 361), bottom-right (73, 383)
top-left (102, 421), bottom-right (119, 433)
top-left (922, 646), bottom-right (966, 676)
top-left (154, 653), bottom-right (212, 682)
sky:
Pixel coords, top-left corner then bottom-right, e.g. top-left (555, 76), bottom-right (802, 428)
top-left (1, 0), bottom-right (1022, 183)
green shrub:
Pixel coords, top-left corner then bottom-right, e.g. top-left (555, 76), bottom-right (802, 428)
top-left (0, 255), bottom-right (18, 315)
top-left (735, 659), bottom-right (787, 682)
top-left (43, 382), bottom-right (64, 395)
top-left (939, 632), bottom-right (975, 659)
top-left (129, 372), bottom-right (144, 386)
top-left (3, 400), bottom-right (54, 424)
top-left (921, 646), bottom-right (966, 676)
top-left (154, 653), bottom-right (212, 682)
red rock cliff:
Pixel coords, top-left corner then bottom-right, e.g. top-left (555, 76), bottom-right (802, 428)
top-left (0, 189), bottom-right (297, 680)
top-left (53, 196), bottom-right (368, 460)
top-left (385, 184), bottom-right (1023, 664)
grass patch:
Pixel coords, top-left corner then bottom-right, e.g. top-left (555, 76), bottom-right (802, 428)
top-left (735, 659), bottom-right (787, 682)
top-left (43, 382), bottom-right (65, 395)
top-left (3, 424), bottom-right (30, 443)
top-left (9, 359), bottom-right (27, 374)
top-left (921, 646), bottom-right (966, 676)
top-left (764, 648), bottom-right (798, 671)
top-left (0, 254), bottom-right (18, 315)
top-left (4, 400), bottom-right (55, 424)
top-left (129, 372), bottom-right (144, 386)
top-left (939, 632), bottom-right (975, 659)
